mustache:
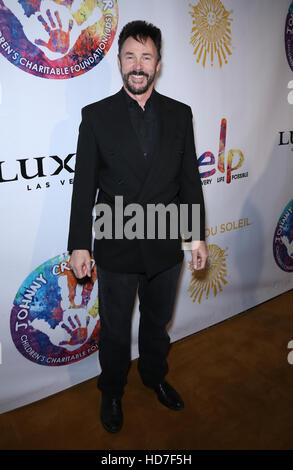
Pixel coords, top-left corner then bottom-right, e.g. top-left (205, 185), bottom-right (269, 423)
top-left (127, 71), bottom-right (149, 78)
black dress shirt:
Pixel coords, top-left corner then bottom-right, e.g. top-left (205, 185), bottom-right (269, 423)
top-left (122, 87), bottom-right (158, 171)
top-left (121, 88), bottom-right (159, 271)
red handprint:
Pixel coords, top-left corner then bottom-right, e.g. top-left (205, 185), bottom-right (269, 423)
top-left (60, 313), bottom-right (90, 346)
top-left (35, 9), bottom-right (73, 54)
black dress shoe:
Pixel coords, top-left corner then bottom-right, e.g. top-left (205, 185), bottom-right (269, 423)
top-left (153, 381), bottom-right (184, 410)
top-left (100, 395), bottom-right (123, 433)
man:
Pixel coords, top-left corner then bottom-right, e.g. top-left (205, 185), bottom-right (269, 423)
top-left (68, 20), bottom-right (208, 433)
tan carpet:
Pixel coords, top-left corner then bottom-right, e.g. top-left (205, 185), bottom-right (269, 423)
top-left (1, 289), bottom-right (292, 450)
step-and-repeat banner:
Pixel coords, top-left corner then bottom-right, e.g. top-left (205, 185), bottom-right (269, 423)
top-left (0, 0), bottom-right (292, 413)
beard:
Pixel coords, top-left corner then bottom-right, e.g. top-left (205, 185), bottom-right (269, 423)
top-left (122, 70), bottom-right (156, 95)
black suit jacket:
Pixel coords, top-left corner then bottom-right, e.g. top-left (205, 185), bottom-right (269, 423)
top-left (67, 88), bottom-right (205, 279)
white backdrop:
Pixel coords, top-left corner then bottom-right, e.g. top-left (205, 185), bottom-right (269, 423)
top-left (0, 0), bottom-right (292, 414)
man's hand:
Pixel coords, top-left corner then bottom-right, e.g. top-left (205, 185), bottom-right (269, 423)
top-left (69, 249), bottom-right (92, 279)
top-left (190, 240), bottom-right (208, 270)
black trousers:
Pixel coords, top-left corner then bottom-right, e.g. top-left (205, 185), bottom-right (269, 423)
top-left (95, 260), bottom-right (183, 398)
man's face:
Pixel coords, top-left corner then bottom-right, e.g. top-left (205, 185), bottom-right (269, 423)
top-left (118, 36), bottom-right (161, 95)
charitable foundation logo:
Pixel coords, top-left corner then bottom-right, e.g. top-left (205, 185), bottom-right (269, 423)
top-left (188, 244), bottom-right (228, 303)
top-left (0, 0), bottom-right (118, 79)
top-left (273, 199), bottom-right (293, 272)
top-left (285, 2), bottom-right (293, 103)
top-left (189, 0), bottom-right (233, 68)
top-left (10, 253), bottom-right (100, 366)
top-left (285, 1), bottom-right (293, 71)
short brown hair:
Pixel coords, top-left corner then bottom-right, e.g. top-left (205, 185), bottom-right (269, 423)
top-left (118, 20), bottom-right (162, 61)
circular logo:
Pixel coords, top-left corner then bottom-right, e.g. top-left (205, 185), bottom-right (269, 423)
top-left (285, 1), bottom-right (293, 71)
top-left (273, 199), bottom-right (293, 272)
top-left (10, 253), bottom-right (100, 366)
top-left (189, 0), bottom-right (233, 68)
top-left (188, 244), bottom-right (228, 303)
top-left (0, 0), bottom-right (118, 79)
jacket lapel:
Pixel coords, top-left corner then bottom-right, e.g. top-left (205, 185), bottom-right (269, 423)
top-left (109, 88), bottom-right (176, 202)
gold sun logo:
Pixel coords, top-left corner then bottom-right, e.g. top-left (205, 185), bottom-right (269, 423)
top-left (188, 244), bottom-right (228, 303)
top-left (189, 0), bottom-right (233, 68)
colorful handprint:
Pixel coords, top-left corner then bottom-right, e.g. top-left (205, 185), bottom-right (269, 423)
top-left (35, 9), bottom-right (73, 54)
